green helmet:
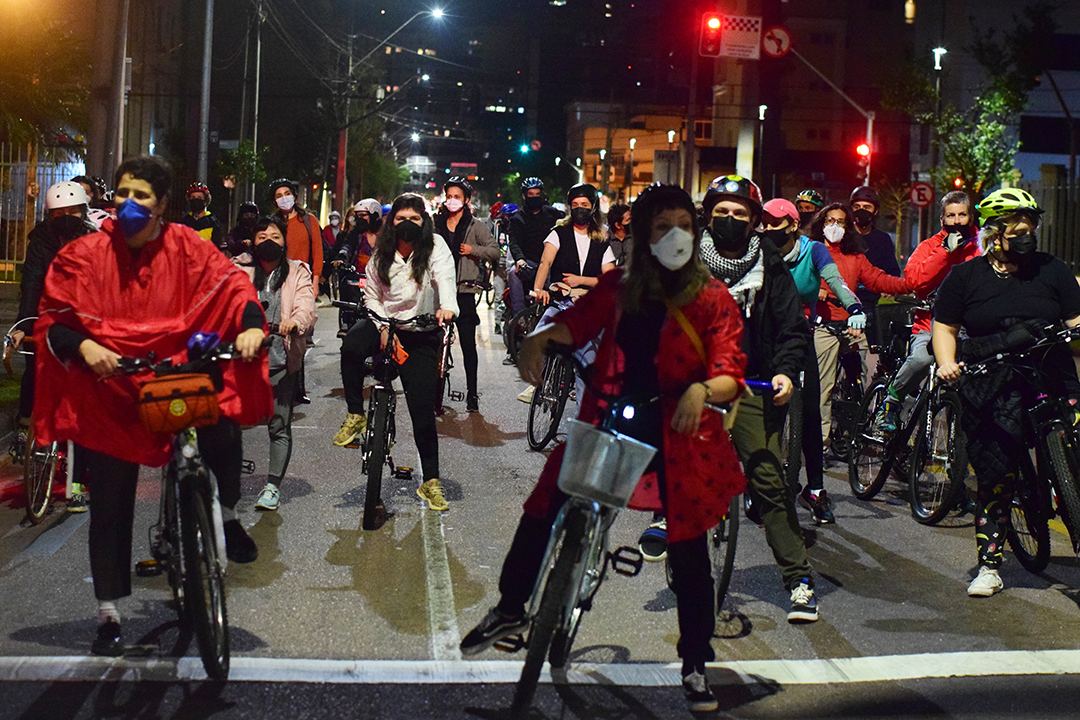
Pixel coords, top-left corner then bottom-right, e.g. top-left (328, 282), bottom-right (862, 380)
top-left (795, 189), bottom-right (824, 208)
top-left (976, 188), bottom-right (1043, 224)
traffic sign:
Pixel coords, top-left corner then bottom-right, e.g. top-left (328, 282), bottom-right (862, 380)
top-left (762, 26), bottom-right (792, 58)
top-left (719, 16), bottom-right (762, 60)
top-left (910, 182), bottom-right (934, 208)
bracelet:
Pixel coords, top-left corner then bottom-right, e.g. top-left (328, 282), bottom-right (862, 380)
top-left (696, 381), bottom-right (711, 400)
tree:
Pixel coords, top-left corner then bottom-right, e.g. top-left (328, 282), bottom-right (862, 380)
top-left (215, 140), bottom-right (268, 196)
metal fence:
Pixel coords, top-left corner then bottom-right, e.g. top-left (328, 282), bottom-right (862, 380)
top-left (0, 143), bottom-right (85, 284)
top-left (1022, 182), bottom-right (1080, 274)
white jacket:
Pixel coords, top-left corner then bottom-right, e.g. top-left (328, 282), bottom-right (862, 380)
top-left (364, 234), bottom-right (459, 328)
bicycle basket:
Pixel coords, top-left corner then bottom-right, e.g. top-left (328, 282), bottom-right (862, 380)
top-left (138, 373), bottom-right (220, 433)
top-left (557, 419), bottom-right (658, 508)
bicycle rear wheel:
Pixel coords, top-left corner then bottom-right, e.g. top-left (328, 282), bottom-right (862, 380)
top-left (506, 304), bottom-right (543, 365)
top-left (1044, 428), bottom-right (1080, 553)
top-left (23, 427), bottom-right (57, 525)
top-left (180, 479), bottom-right (229, 680)
top-left (848, 380), bottom-right (891, 500)
top-left (527, 355), bottom-right (571, 451)
top-left (710, 495), bottom-right (740, 615)
top-left (909, 390), bottom-right (966, 525)
top-left (511, 508), bottom-right (587, 714)
top-left (363, 393), bottom-right (391, 531)
top-left (1007, 482), bottom-right (1050, 573)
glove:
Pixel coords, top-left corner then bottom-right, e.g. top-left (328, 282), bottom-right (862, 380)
top-left (944, 231), bottom-right (966, 252)
top-left (847, 312), bottom-right (867, 331)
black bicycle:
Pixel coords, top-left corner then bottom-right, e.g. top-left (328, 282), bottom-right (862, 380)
top-left (435, 321), bottom-right (464, 416)
top-left (527, 348), bottom-right (575, 451)
top-left (815, 318), bottom-right (864, 461)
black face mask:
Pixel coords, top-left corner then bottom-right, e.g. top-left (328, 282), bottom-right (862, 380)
top-left (353, 216), bottom-right (370, 234)
top-left (189, 200), bottom-right (206, 214)
top-left (762, 227), bottom-right (791, 247)
top-left (943, 223), bottom-right (973, 239)
top-left (853, 208), bottom-right (875, 228)
top-left (395, 219), bottom-right (424, 244)
top-left (51, 214), bottom-right (89, 242)
top-left (1002, 233), bottom-right (1037, 264)
top-left (710, 216), bottom-right (750, 253)
top-left (799, 210), bottom-right (816, 227)
top-left (570, 207), bottom-right (593, 226)
top-left (524, 196), bottom-right (544, 212)
top-left (254, 240), bottom-right (284, 263)
top-left (239, 214), bottom-right (257, 229)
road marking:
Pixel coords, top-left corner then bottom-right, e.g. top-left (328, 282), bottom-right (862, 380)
top-left (2, 512), bottom-right (88, 570)
top-left (4, 650), bottom-right (1080, 685)
top-left (421, 509), bottom-right (462, 661)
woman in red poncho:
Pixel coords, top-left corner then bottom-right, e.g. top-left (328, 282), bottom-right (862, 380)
top-left (458, 184), bottom-right (746, 713)
top-left (34, 156), bottom-right (272, 658)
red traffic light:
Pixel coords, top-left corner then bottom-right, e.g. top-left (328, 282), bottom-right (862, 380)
top-left (699, 13), bottom-right (722, 57)
top-left (953, 177), bottom-right (963, 188)
top-left (856, 143), bottom-right (871, 157)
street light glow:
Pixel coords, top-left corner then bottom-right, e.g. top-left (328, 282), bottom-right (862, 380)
top-left (412, 133), bottom-right (421, 142)
top-left (932, 46), bottom-right (947, 71)
top-left (421, 74), bottom-right (430, 81)
top-left (520, 144), bottom-right (529, 154)
top-left (629, 138), bottom-right (636, 150)
top-left (431, 8), bottom-right (444, 19)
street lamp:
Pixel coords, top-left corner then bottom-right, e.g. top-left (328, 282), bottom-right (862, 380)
top-left (932, 47), bottom-right (947, 181)
top-left (628, 138), bottom-right (636, 199)
top-left (355, 9), bottom-right (445, 68)
top-left (667, 130), bottom-right (676, 149)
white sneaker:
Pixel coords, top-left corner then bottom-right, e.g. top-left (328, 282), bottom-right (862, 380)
top-left (967, 566), bottom-right (1003, 597)
top-left (517, 386), bottom-right (535, 403)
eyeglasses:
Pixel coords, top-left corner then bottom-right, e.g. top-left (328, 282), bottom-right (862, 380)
top-left (823, 218), bottom-right (847, 227)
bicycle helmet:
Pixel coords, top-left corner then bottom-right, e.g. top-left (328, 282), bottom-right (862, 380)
top-left (501, 203), bottom-right (520, 216)
top-left (353, 198), bottom-right (382, 217)
top-left (566, 183), bottom-right (598, 207)
top-left (794, 189), bottom-right (824, 208)
top-left (238, 201), bottom-right (259, 216)
top-left (703, 175), bottom-right (763, 218)
top-left (976, 187), bottom-right (1043, 225)
top-left (444, 176), bottom-right (474, 198)
top-left (45, 181), bottom-right (89, 211)
top-left (186, 181), bottom-right (211, 201)
top-left (849, 186), bottom-right (880, 209)
top-left (520, 176), bottom-right (544, 195)
top-left (268, 177), bottom-right (298, 198)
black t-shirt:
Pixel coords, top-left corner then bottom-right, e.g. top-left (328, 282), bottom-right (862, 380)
top-left (935, 253), bottom-right (1080, 336)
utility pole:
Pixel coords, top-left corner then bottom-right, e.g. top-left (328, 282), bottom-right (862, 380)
top-left (335, 32), bottom-right (354, 213)
top-left (683, 48), bottom-right (699, 194)
top-left (98, 0), bottom-right (131, 178)
top-left (250, 0), bottom-right (264, 201)
top-left (197, 0), bottom-right (214, 183)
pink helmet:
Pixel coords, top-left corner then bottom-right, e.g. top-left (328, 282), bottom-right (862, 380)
top-left (762, 198), bottom-right (799, 224)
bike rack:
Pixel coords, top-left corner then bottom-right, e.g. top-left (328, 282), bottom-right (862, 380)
top-left (608, 546), bottom-right (644, 577)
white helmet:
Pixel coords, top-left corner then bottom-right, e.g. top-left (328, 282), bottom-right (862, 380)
top-left (353, 198), bottom-right (382, 217)
top-left (45, 181), bottom-right (89, 211)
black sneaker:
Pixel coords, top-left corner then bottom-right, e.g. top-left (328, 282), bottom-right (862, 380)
top-left (502, 354), bottom-right (515, 366)
top-left (682, 670), bottom-right (718, 713)
top-left (466, 393), bottom-right (479, 413)
top-left (224, 519), bottom-right (259, 564)
top-left (788, 577), bottom-right (819, 623)
top-left (798, 487), bottom-right (835, 524)
top-left (459, 607), bottom-right (527, 656)
top-left (91, 620), bottom-right (123, 657)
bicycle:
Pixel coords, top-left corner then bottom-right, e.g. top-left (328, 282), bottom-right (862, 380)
top-left (332, 301), bottom-right (434, 530)
top-left (123, 332), bottom-right (255, 680)
top-left (815, 318), bottom-right (864, 461)
top-left (435, 321), bottom-right (464, 416)
top-left (527, 349), bottom-right (574, 451)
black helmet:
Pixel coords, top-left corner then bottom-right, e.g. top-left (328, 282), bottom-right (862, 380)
top-left (268, 177), bottom-right (298, 198)
top-left (703, 175), bottom-right (763, 218)
top-left (521, 176), bottom-right (544, 195)
top-left (567, 183), bottom-right (599, 207)
top-left (238, 201), bottom-right (259, 215)
top-left (849, 186), bottom-right (880, 209)
top-left (444, 176), bottom-right (474, 199)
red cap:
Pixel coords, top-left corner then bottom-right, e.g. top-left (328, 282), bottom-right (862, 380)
top-left (762, 198), bottom-right (799, 224)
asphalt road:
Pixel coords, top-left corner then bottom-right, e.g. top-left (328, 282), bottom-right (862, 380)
top-left (1, 301), bottom-right (1080, 719)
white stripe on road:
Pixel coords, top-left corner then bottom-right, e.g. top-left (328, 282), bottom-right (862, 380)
top-left (3, 650), bottom-right (1080, 685)
top-left (421, 509), bottom-right (462, 661)
top-left (2, 512), bottom-right (88, 570)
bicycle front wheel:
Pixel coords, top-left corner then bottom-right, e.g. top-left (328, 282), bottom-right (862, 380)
top-left (363, 393), bottom-right (391, 531)
top-left (847, 380), bottom-right (890, 500)
top-left (23, 427), bottom-right (57, 525)
top-left (180, 480), bottom-right (229, 680)
top-left (527, 355), bottom-right (571, 451)
top-left (780, 387), bottom-right (803, 499)
top-left (710, 495), bottom-right (740, 615)
top-left (1007, 483), bottom-right (1050, 573)
top-left (1044, 428), bottom-right (1080, 553)
top-left (506, 304), bottom-right (543, 365)
top-left (909, 390), bottom-right (966, 525)
top-left (511, 508), bottom-right (587, 714)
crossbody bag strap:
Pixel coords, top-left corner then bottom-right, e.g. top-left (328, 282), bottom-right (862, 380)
top-left (661, 299), bottom-right (707, 366)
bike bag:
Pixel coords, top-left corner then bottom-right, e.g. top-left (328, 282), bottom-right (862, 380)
top-left (138, 373), bottom-right (220, 433)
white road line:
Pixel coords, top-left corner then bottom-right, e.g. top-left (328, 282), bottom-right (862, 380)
top-left (2, 513), bottom-right (88, 570)
top-left (3, 650), bottom-right (1080, 685)
top-left (421, 509), bottom-right (462, 661)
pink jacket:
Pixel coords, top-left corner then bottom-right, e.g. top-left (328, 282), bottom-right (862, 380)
top-left (241, 258), bottom-right (317, 373)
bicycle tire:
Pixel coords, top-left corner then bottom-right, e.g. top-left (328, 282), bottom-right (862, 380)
top-left (435, 342), bottom-right (451, 416)
top-left (180, 480), bottom-right (229, 680)
top-left (1007, 468), bottom-right (1051, 573)
top-left (511, 508), bottom-right (587, 713)
top-left (1044, 428), bottom-right (1080, 553)
top-left (711, 495), bottom-right (740, 615)
top-left (506, 304), bottom-right (543, 366)
top-left (527, 355), bottom-right (570, 451)
top-left (363, 392), bottom-right (391, 531)
top-left (23, 427), bottom-right (56, 525)
top-left (909, 390), bottom-right (966, 525)
top-left (848, 380), bottom-right (891, 500)
top-left (780, 387), bottom-right (803, 498)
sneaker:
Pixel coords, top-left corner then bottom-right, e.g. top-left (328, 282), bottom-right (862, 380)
top-left (517, 386), bottom-right (535, 403)
top-left (682, 671), bottom-right (718, 713)
top-left (502, 354), bottom-right (515, 366)
top-left (417, 479), bottom-right (449, 511)
top-left (459, 607), bottom-right (528, 656)
top-left (788, 577), bottom-right (819, 623)
top-left (68, 483), bottom-right (89, 513)
top-left (798, 487), bottom-right (835, 524)
top-left (224, 519), bottom-right (259, 563)
top-left (255, 484), bottom-right (280, 512)
top-left (637, 520), bottom-right (668, 562)
top-left (967, 566), bottom-right (1003, 597)
top-left (875, 397), bottom-right (902, 434)
top-left (333, 413), bottom-right (367, 446)
top-left (91, 620), bottom-right (123, 657)
top-left (466, 393), bottom-right (479, 413)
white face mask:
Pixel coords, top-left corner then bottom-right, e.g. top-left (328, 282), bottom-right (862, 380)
top-left (823, 224), bottom-right (845, 244)
top-left (444, 198), bottom-right (464, 213)
top-left (275, 195), bottom-right (296, 212)
top-left (329, 216), bottom-right (340, 227)
top-left (649, 226), bottom-right (694, 270)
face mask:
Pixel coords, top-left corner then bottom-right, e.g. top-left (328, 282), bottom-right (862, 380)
top-left (649, 226), bottom-right (694, 270)
top-left (395, 219), bottom-right (423, 244)
top-left (852, 208), bottom-right (875, 228)
top-left (329, 216), bottom-right (340, 227)
top-left (1002, 233), bottom-right (1037, 264)
top-left (188, 199), bottom-right (206, 214)
top-left (444, 198), bottom-right (464, 213)
top-left (524, 196), bottom-right (544, 212)
top-left (823, 224), bottom-right (845, 244)
top-left (254, 240), bottom-right (284, 263)
top-left (709, 215), bottom-right (750, 253)
top-left (353, 217), bottom-right (370, 234)
top-left (762, 227), bottom-right (790, 247)
top-left (51, 214), bottom-right (88, 242)
top-left (799, 210), bottom-right (816, 227)
top-left (239, 214), bottom-right (257, 228)
top-left (570, 207), bottom-right (593, 226)
top-left (275, 195), bottom-right (296, 212)
top-left (117, 199), bottom-right (154, 238)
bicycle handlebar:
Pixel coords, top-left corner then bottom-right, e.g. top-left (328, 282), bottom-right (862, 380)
top-left (960, 323), bottom-right (1080, 376)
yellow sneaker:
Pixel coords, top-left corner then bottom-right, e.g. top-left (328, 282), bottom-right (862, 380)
top-left (333, 413), bottom-right (367, 446)
top-left (417, 479), bottom-right (449, 511)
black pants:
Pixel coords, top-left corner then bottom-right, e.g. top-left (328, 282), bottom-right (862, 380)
top-left (83, 418), bottom-right (243, 601)
top-left (455, 292), bottom-right (480, 396)
top-left (799, 343), bottom-right (825, 491)
top-left (18, 358), bottom-right (34, 421)
top-left (497, 501), bottom-right (715, 668)
top-left (341, 319), bottom-right (442, 480)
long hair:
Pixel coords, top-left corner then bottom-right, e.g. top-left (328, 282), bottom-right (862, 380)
top-left (251, 216), bottom-right (290, 292)
top-left (373, 193), bottom-right (435, 287)
top-left (809, 202), bottom-right (866, 255)
top-left (555, 205), bottom-right (606, 242)
top-left (623, 184), bottom-right (712, 311)
top-left (979, 210), bottom-right (1041, 254)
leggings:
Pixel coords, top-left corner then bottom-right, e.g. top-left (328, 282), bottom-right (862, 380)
top-left (964, 414), bottom-right (1022, 569)
top-left (455, 292), bottom-right (480, 396)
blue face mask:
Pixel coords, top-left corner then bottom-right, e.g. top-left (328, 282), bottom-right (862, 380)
top-left (117, 199), bottom-right (154, 238)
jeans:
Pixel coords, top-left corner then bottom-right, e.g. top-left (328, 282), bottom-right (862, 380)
top-left (267, 369), bottom-right (297, 485)
top-left (507, 261), bottom-right (538, 317)
top-left (892, 331), bottom-right (933, 398)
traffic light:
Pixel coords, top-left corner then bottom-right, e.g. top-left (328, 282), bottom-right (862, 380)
top-left (699, 13), bottom-right (722, 57)
top-left (855, 143), bottom-right (870, 181)
top-left (953, 177), bottom-right (964, 189)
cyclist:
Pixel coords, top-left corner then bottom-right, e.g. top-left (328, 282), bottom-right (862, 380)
top-left (763, 197), bottom-right (862, 523)
top-left (876, 190), bottom-right (980, 433)
top-left (332, 199), bottom-right (382, 336)
top-left (794, 188), bottom-right (824, 232)
top-left (334, 193), bottom-right (458, 511)
top-left (14, 181), bottom-right (99, 511)
top-left (71, 175), bottom-right (111, 229)
top-left (33, 156), bottom-right (271, 657)
top-left (811, 202), bottom-right (910, 456)
top-left (849, 186), bottom-right (903, 345)
top-left (507, 177), bottom-right (562, 317)
top-left (435, 177), bottom-right (500, 413)
top-left (179, 182), bottom-right (227, 254)
top-left (226, 201), bottom-right (260, 260)
top-left (531, 182), bottom-right (616, 306)
top-left (269, 178), bottom-right (323, 297)
top-left (606, 202), bottom-right (631, 265)
top-left (460, 184), bottom-right (746, 713)
top-left (242, 216), bottom-right (317, 512)
top-left (934, 188), bottom-right (1080, 597)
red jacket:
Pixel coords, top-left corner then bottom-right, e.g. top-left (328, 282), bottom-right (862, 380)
top-left (818, 245), bottom-right (911, 322)
top-left (903, 229), bottom-right (981, 334)
top-left (522, 270), bottom-right (747, 544)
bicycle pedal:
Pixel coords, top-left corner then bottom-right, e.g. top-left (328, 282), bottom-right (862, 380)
top-left (609, 546), bottom-right (644, 577)
top-left (393, 466), bottom-right (413, 480)
top-left (135, 559), bottom-right (164, 577)
top-left (345, 440), bottom-right (362, 450)
top-left (493, 634), bottom-right (526, 653)
top-left (449, 391), bottom-right (464, 402)
top-left (240, 459), bottom-right (255, 475)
